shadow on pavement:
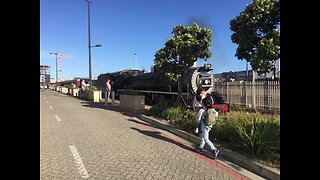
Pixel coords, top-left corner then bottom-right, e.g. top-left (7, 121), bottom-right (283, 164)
top-left (81, 101), bottom-right (160, 131)
top-left (130, 127), bottom-right (197, 153)
top-left (130, 126), bottom-right (243, 171)
top-left (80, 101), bottom-right (203, 156)
top-left (80, 101), bottom-right (148, 121)
top-left (126, 118), bottom-right (156, 129)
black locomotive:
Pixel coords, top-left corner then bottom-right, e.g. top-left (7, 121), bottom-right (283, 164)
top-left (94, 63), bottom-right (228, 106)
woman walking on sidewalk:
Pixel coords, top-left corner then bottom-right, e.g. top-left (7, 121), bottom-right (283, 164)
top-left (195, 96), bottom-right (220, 159)
top-left (193, 86), bottom-right (212, 134)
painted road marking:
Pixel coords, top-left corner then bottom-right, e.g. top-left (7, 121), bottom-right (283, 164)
top-left (127, 116), bottom-right (247, 180)
top-left (49, 106), bottom-right (53, 110)
top-left (54, 115), bottom-right (61, 122)
top-left (69, 145), bottom-right (90, 179)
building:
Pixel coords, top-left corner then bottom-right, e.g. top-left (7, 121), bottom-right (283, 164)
top-left (40, 65), bottom-right (50, 88)
top-left (214, 69), bottom-right (280, 82)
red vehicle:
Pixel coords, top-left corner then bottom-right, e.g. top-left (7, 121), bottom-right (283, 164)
top-left (212, 103), bottom-right (230, 116)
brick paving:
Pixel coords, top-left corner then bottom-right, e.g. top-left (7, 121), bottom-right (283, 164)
top-left (40, 89), bottom-right (249, 180)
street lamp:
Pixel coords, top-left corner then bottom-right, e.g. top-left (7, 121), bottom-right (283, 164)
top-left (91, 44), bottom-right (101, 48)
top-left (87, 0), bottom-right (101, 87)
top-left (50, 52), bottom-right (62, 85)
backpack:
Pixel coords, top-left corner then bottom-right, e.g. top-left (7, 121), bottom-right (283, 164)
top-left (204, 108), bottom-right (217, 126)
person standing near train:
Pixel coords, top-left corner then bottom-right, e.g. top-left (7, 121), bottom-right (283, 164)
top-left (105, 79), bottom-right (111, 105)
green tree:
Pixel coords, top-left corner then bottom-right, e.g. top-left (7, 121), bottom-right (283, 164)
top-left (154, 22), bottom-right (212, 105)
top-left (230, 0), bottom-right (280, 76)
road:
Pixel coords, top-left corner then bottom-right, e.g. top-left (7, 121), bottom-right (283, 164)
top-left (40, 89), bottom-right (264, 180)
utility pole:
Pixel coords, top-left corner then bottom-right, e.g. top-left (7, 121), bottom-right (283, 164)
top-left (86, 0), bottom-right (101, 87)
top-left (87, 0), bottom-right (92, 87)
top-left (56, 55), bottom-right (58, 83)
top-left (50, 52), bottom-right (62, 85)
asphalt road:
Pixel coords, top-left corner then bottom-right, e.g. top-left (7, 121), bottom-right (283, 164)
top-left (40, 89), bottom-right (264, 180)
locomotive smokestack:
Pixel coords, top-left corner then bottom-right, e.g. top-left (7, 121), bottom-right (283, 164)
top-left (192, 61), bottom-right (198, 67)
top-left (151, 65), bottom-right (157, 73)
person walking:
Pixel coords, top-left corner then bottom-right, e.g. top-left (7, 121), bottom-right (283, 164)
top-left (80, 79), bottom-right (87, 98)
top-left (105, 79), bottom-right (111, 105)
top-left (193, 87), bottom-right (206, 133)
top-left (195, 96), bottom-right (220, 159)
top-left (193, 86), bottom-right (213, 133)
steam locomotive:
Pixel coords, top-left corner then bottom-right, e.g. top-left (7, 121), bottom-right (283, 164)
top-left (95, 63), bottom-right (229, 114)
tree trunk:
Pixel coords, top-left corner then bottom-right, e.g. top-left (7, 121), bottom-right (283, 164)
top-left (176, 68), bottom-right (188, 106)
top-left (176, 79), bottom-right (182, 106)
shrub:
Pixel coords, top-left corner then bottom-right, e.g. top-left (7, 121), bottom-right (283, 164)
top-left (89, 86), bottom-right (99, 91)
top-left (213, 111), bottom-right (280, 159)
top-left (149, 99), bottom-right (169, 117)
top-left (149, 100), bottom-right (197, 131)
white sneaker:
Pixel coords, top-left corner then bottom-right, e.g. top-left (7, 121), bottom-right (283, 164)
top-left (213, 149), bottom-right (220, 159)
top-left (195, 128), bottom-right (199, 133)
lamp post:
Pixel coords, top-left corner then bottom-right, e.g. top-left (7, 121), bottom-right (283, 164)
top-left (50, 52), bottom-right (62, 85)
top-left (88, 44), bottom-right (102, 87)
top-left (87, 0), bottom-right (101, 87)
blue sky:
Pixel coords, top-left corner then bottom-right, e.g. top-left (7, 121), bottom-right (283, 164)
top-left (40, 0), bottom-right (254, 80)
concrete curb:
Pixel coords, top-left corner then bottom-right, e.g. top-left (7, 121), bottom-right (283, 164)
top-left (137, 114), bottom-right (280, 180)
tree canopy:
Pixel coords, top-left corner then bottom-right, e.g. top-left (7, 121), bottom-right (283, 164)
top-left (154, 22), bottom-right (212, 105)
top-left (154, 22), bottom-right (212, 83)
top-left (230, 0), bottom-right (280, 75)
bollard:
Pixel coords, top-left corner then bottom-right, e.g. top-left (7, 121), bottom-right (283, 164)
top-left (112, 91), bottom-right (115, 106)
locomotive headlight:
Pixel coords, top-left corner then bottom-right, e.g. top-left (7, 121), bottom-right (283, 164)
top-left (200, 78), bottom-right (211, 85)
top-left (204, 64), bottom-right (212, 70)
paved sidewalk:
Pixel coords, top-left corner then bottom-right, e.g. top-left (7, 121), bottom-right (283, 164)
top-left (135, 114), bottom-right (280, 180)
top-left (106, 100), bottom-right (280, 180)
top-left (75, 94), bottom-right (280, 179)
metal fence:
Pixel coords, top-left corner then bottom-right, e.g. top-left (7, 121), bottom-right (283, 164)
top-left (214, 80), bottom-right (280, 110)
